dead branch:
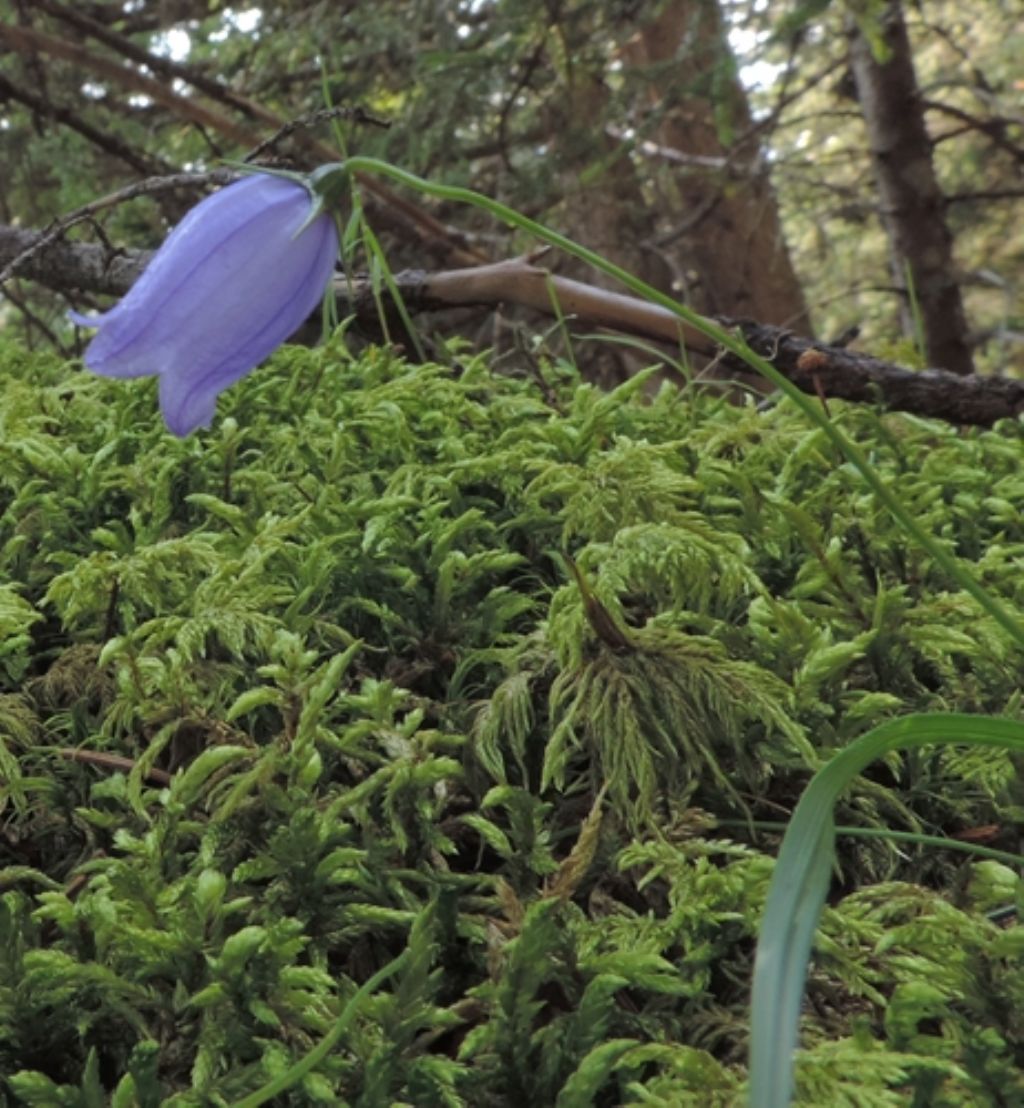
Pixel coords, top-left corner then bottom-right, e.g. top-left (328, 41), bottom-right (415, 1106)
top-left (4, 225), bottom-right (1023, 429)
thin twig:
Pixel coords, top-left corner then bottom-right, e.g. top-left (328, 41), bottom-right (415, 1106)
top-left (243, 106), bottom-right (390, 164)
top-left (0, 170), bottom-right (234, 288)
top-left (57, 748), bottom-right (173, 788)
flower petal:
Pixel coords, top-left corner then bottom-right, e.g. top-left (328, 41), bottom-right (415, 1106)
top-left (157, 213), bottom-right (338, 435)
top-left (79, 176), bottom-right (328, 375)
top-left (70, 173), bottom-right (339, 434)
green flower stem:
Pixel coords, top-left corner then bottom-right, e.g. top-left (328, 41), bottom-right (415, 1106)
top-left (337, 156), bottom-right (1024, 651)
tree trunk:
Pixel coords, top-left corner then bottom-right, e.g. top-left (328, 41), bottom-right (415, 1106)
top-left (623, 0), bottom-right (812, 333)
top-left (552, 68), bottom-right (667, 297)
top-left (849, 1), bottom-right (974, 375)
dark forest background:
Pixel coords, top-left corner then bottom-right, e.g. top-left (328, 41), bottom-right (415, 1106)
top-left (2, 0), bottom-right (1022, 395)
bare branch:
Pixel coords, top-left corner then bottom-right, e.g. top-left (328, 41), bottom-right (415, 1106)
top-left (4, 225), bottom-right (1022, 429)
top-left (923, 98), bottom-right (1024, 165)
top-left (0, 22), bottom-right (262, 148)
top-left (0, 172), bottom-right (235, 289)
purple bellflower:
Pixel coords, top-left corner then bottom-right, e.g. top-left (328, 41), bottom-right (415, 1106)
top-left (69, 172), bottom-right (339, 436)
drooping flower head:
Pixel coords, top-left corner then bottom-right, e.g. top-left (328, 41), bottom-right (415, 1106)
top-left (69, 171), bottom-right (339, 436)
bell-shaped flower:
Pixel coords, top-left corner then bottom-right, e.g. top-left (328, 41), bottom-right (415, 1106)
top-left (69, 172), bottom-right (339, 436)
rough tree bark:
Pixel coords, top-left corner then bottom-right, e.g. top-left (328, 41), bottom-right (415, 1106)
top-left (544, 0), bottom-right (810, 337)
top-left (849, 1), bottom-right (974, 375)
top-left (622, 0), bottom-right (812, 332)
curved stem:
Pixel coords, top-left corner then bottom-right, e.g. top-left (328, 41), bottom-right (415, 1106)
top-left (337, 157), bottom-right (1024, 650)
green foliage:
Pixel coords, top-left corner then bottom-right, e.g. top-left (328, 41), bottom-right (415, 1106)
top-left (750, 714), bottom-right (1024, 1108)
top-left (2, 337), bottom-right (1024, 1102)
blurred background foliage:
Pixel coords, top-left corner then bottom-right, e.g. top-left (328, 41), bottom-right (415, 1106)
top-left (1, 0), bottom-right (1021, 374)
